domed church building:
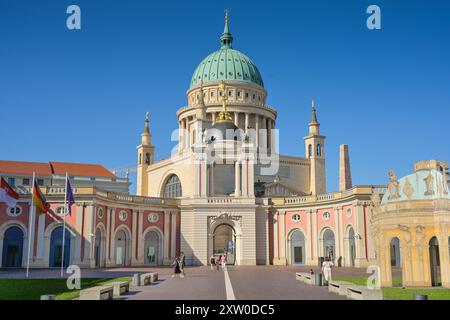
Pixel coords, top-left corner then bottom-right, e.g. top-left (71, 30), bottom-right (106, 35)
top-left (1, 14), bottom-right (386, 270)
top-left (134, 13), bottom-right (380, 267)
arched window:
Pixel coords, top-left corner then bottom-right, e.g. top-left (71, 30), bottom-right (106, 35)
top-left (317, 144), bottom-right (322, 157)
top-left (145, 153), bottom-right (150, 165)
top-left (308, 144), bottom-right (313, 157)
top-left (163, 175), bottom-right (182, 198)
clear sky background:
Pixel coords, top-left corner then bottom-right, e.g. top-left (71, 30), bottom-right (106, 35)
top-left (0, 0), bottom-right (449, 194)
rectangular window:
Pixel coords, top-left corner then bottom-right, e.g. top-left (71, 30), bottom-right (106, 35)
top-left (22, 178), bottom-right (30, 186)
top-left (37, 179), bottom-right (44, 186)
top-left (7, 178), bottom-right (15, 186)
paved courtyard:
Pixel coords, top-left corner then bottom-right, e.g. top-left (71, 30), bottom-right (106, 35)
top-left (0, 265), bottom-right (392, 300)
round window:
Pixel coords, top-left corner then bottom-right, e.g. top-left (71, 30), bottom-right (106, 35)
top-left (323, 212), bottom-right (331, 221)
top-left (7, 205), bottom-right (22, 217)
top-left (292, 214), bottom-right (301, 222)
top-left (97, 208), bottom-right (104, 219)
top-left (148, 213), bottom-right (159, 223)
top-left (118, 211), bottom-right (128, 221)
top-left (346, 208), bottom-right (352, 217)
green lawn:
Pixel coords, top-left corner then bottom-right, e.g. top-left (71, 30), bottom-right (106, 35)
top-left (334, 276), bottom-right (450, 300)
top-left (0, 277), bottom-right (132, 300)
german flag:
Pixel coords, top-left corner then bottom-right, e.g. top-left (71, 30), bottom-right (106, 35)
top-left (33, 180), bottom-right (50, 214)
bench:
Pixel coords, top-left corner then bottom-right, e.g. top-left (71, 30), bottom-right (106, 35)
top-left (346, 285), bottom-right (383, 300)
top-left (109, 281), bottom-right (130, 296)
top-left (295, 272), bottom-right (311, 284)
top-left (79, 285), bottom-right (114, 300)
top-left (328, 281), bottom-right (355, 296)
top-left (138, 272), bottom-right (159, 286)
top-left (295, 272), bottom-right (317, 285)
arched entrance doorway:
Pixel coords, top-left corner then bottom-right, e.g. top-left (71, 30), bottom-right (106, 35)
top-left (49, 227), bottom-right (71, 268)
top-left (94, 227), bottom-right (105, 268)
top-left (144, 230), bottom-right (162, 266)
top-left (213, 224), bottom-right (236, 265)
top-left (114, 229), bottom-right (130, 267)
top-left (390, 237), bottom-right (401, 267)
top-left (290, 230), bottom-right (305, 265)
top-left (323, 229), bottom-right (335, 263)
top-left (390, 237), bottom-right (402, 286)
top-left (347, 227), bottom-right (356, 267)
top-left (2, 227), bottom-right (24, 268)
top-left (429, 236), bottom-right (441, 286)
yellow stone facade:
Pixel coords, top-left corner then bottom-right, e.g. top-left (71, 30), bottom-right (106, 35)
top-left (371, 160), bottom-right (450, 288)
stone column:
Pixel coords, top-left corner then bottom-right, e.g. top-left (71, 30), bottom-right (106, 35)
top-left (260, 116), bottom-right (267, 149)
top-left (131, 209), bottom-right (138, 265)
top-left (201, 160), bottom-right (207, 197)
top-left (171, 212), bottom-right (177, 259)
top-left (163, 210), bottom-right (171, 265)
top-left (178, 121), bottom-right (183, 154)
top-left (212, 112), bottom-right (216, 123)
top-left (241, 160), bottom-right (248, 197)
top-left (83, 205), bottom-right (95, 267)
top-left (273, 211), bottom-right (279, 263)
top-left (380, 237), bottom-right (393, 287)
top-left (306, 209), bottom-right (313, 265)
top-left (137, 209), bottom-right (144, 265)
top-left (109, 209), bottom-right (116, 266)
top-left (245, 113), bottom-right (249, 132)
top-left (255, 114), bottom-right (260, 147)
top-left (311, 209), bottom-right (318, 265)
top-left (337, 207), bottom-right (345, 265)
top-left (234, 112), bottom-right (239, 126)
top-left (210, 163), bottom-right (215, 196)
top-left (185, 118), bottom-right (190, 148)
top-left (247, 160), bottom-right (255, 197)
top-left (355, 204), bottom-right (367, 267)
top-left (278, 211), bottom-right (287, 265)
top-left (334, 208), bottom-right (341, 264)
top-left (234, 161), bottom-right (241, 197)
top-left (105, 207), bottom-right (112, 266)
top-left (438, 228), bottom-right (450, 288)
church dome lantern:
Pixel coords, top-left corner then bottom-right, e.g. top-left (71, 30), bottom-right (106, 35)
top-left (190, 11), bottom-right (264, 90)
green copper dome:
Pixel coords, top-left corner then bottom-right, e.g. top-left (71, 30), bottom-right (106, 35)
top-left (190, 14), bottom-right (264, 89)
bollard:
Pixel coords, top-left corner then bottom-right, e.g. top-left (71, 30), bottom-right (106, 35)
top-left (133, 273), bottom-right (141, 286)
top-left (40, 295), bottom-right (55, 300)
top-left (315, 273), bottom-right (323, 286)
top-left (414, 294), bottom-right (428, 300)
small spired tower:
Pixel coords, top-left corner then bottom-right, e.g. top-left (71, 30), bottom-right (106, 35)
top-left (304, 100), bottom-right (326, 195)
top-left (137, 112), bottom-right (154, 196)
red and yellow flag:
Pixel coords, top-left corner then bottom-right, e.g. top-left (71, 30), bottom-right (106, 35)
top-left (33, 181), bottom-right (50, 214)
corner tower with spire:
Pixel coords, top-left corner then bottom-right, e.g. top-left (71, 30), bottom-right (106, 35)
top-left (137, 112), bottom-right (154, 196)
top-left (304, 100), bottom-right (326, 195)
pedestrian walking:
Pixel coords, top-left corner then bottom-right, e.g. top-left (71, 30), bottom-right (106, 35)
top-left (322, 257), bottom-right (334, 285)
top-left (180, 252), bottom-right (186, 277)
top-left (171, 255), bottom-right (183, 278)
top-left (210, 254), bottom-right (216, 271)
top-left (220, 254), bottom-right (227, 270)
top-left (216, 256), bottom-right (221, 270)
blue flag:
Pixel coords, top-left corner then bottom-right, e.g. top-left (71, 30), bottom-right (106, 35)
top-left (66, 179), bottom-right (75, 215)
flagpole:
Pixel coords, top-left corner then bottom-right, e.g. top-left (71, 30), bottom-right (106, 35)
top-left (26, 172), bottom-right (35, 278)
top-left (61, 172), bottom-right (68, 278)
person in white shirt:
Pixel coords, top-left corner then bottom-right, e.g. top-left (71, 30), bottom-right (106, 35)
top-left (322, 257), bottom-right (334, 285)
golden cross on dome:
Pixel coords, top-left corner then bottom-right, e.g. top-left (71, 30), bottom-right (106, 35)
top-left (225, 9), bottom-right (229, 23)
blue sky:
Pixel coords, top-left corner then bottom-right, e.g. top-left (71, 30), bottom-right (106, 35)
top-left (0, 0), bottom-right (449, 193)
